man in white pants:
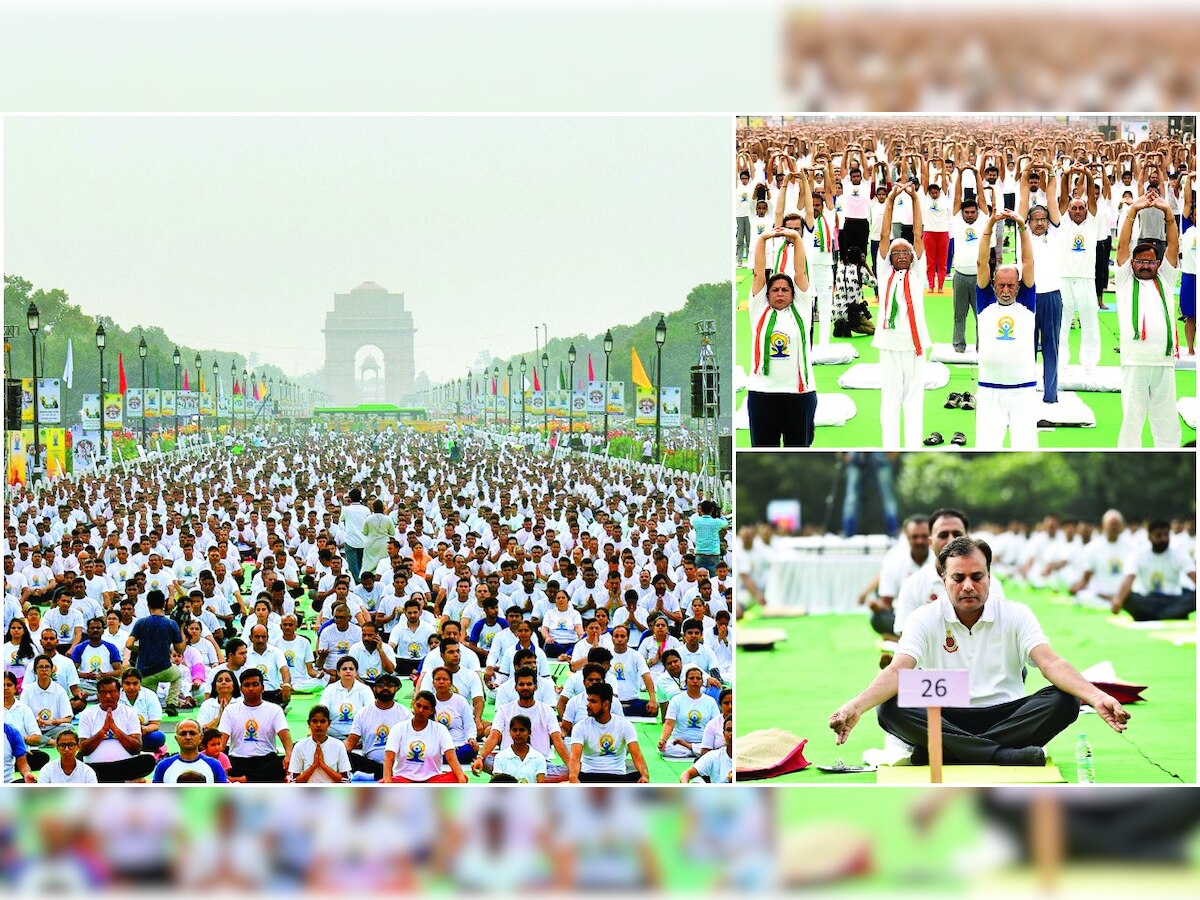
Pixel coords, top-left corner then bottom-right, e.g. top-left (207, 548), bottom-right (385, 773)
top-left (802, 165), bottom-right (837, 347)
top-left (874, 183), bottom-right (930, 448)
top-left (1115, 191), bottom-right (1181, 448)
top-left (1057, 170), bottom-right (1104, 373)
top-left (975, 210), bottom-right (1038, 449)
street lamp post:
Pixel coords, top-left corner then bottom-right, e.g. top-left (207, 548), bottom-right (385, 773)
top-left (194, 353), bottom-right (202, 438)
top-left (466, 369), bottom-right (472, 425)
top-left (602, 329), bottom-right (613, 449)
top-left (506, 362), bottom-right (513, 430)
top-left (138, 336), bottom-right (148, 449)
top-left (519, 358), bottom-right (527, 432)
top-left (567, 343), bottom-right (576, 446)
top-left (230, 361), bottom-right (237, 433)
top-left (654, 316), bottom-right (666, 464)
top-left (95, 323), bottom-right (107, 469)
top-left (172, 347), bottom-right (181, 449)
top-left (27, 304), bottom-right (41, 485)
top-left (212, 359), bottom-right (220, 437)
top-left (491, 365), bottom-right (499, 431)
top-left (242, 368), bottom-right (248, 434)
top-left (540, 352), bottom-right (549, 434)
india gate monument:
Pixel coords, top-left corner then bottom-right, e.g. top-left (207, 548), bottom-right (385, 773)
top-left (322, 282), bottom-right (416, 406)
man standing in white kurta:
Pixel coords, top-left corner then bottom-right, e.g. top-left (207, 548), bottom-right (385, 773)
top-left (874, 183), bottom-right (931, 448)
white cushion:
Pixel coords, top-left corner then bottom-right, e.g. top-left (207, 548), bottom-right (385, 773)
top-left (1051, 365), bottom-right (1122, 392)
top-left (1034, 392), bottom-right (1096, 427)
top-left (836, 361), bottom-right (951, 391)
top-left (1178, 396), bottom-right (1197, 430)
top-left (929, 343), bottom-right (979, 365)
top-left (816, 393), bottom-right (856, 426)
top-left (810, 343), bottom-right (859, 365)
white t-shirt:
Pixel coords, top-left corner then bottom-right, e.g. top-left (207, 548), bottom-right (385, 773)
top-left (841, 178), bottom-right (871, 219)
top-left (734, 180), bottom-right (755, 218)
top-left (1081, 536), bottom-right (1134, 597)
top-left (746, 286), bottom-right (815, 395)
top-left (1181, 226), bottom-right (1196, 276)
top-left (571, 714), bottom-right (638, 775)
top-left (873, 252), bottom-right (931, 353)
top-left (432, 691), bottom-right (474, 745)
top-left (349, 702), bottom-right (412, 763)
top-left (1116, 258), bottom-right (1180, 367)
top-left (950, 214), bottom-right (985, 274)
top-left (1020, 224), bottom-right (1064, 293)
top-left (692, 747), bottom-right (733, 784)
top-left (37, 759), bottom-right (99, 784)
top-left (922, 193), bottom-right (952, 231)
top-left (543, 607), bottom-right (582, 644)
top-left (319, 680), bottom-right (375, 739)
top-left (78, 703), bottom-right (143, 763)
top-left (490, 699), bottom-right (562, 759)
top-left (878, 551), bottom-right (924, 601)
top-left (1059, 213), bottom-right (1104, 279)
top-left (1124, 546), bottom-right (1194, 596)
top-left (608, 648), bottom-right (651, 701)
top-left (288, 735), bottom-right (351, 783)
top-left (665, 691), bottom-right (721, 743)
top-left (869, 199), bottom-right (888, 241)
top-left (492, 746), bottom-right (548, 783)
top-left (977, 285), bottom-right (1038, 388)
top-left (805, 212), bottom-right (836, 267)
top-left (218, 699), bottom-right (289, 757)
top-left (384, 718), bottom-right (454, 781)
top-left (896, 596), bottom-right (1048, 707)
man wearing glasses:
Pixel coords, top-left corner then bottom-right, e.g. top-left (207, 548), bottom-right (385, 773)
top-left (1116, 191), bottom-right (1182, 447)
top-left (152, 718), bottom-right (228, 783)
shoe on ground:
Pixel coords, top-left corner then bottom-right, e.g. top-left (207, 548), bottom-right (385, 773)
top-left (165, 704), bottom-right (178, 718)
top-left (950, 432), bottom-right (967, 446)
top-left (960, 392), bottom-right (976, 411)
top-left (944, 392), bottom-right (963, 409)
top-left (923, 431), bottom-right (945, 446)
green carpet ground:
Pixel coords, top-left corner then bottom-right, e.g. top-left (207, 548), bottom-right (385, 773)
top-left (736, 581), bottom-right (1196, 784)
top-left (735, 262), bottom-right (1197, 448)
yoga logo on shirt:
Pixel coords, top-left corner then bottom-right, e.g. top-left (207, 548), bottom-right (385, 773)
top-left (407, 642), bottom-right (421, 659)
top-left (338, 703), bottom-right (354, 723)
top-left (943, 629), bottom-right (959, 653)
top-left (769, 332), bottom-right (791, 359)
top-left (436, 711), bottom-right (452, 728)
top-left (1110, 560), bottom-right (1121, 575)
top-left (38, 708), bottom-right (51, 722)
top-left (257, 663), bottom-right (268, 675)
top-left (996, 316), bottom-right (1017, 341)
top-left (1072, 234), bottom-right (1086, 252)
top-left (964, 228), bottom-right (977, 242)
top-left (89, 658), bottom-right (102, 673)
top-left (406, 740), bottom-right (426, 763)
top-left (285, 651), bottom-right (295, 666)
top-left (59, 624), bottom-right (70, 639)
top-left (367, 667), bottom-right (380, 679)
top-left (374, 724), bottom-right (390, 746)
top-left (613, 663), bottom-right (626, 681)
top-left (336, 642), bottom-right (350, 655)
top-left (244, 719), bottom-right (259, 741)
top-left (1150, 572), bottom-right (1165, 592)
top-left (686, 709), bottom-right (702, 728)
top-left (598, 734), bottom-right (617, 755)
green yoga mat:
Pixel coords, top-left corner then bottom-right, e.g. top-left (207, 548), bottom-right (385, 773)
top-left (875, 763), bottom-right (1066, 784)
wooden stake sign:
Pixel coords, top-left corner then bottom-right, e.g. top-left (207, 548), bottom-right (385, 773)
top-left (898, 669), bottom-right (969, 783)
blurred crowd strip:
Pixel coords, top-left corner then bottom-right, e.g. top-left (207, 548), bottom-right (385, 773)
top-left (782, 9), bottom-right (1200, 110)
top-left (3, 787), bottom-right (1198, 894)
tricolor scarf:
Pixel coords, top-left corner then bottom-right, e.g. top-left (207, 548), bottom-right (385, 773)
top-left (753, 302), bottom-right (811, 391)
top-left (1131, 275), bottom-right (1176, 357)
top-left (880, 267), bottom-right (924, 355)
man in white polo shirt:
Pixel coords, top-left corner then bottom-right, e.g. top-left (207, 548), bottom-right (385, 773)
top-left (829, 536), bottom-right (1130, 766)
top-left (1069, 509), bottom-right (1135, 610)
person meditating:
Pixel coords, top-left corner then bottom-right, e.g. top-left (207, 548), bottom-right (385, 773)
top-left (828, 536), bottom-right (1131, 766)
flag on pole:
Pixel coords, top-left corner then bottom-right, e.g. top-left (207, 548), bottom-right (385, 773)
top-left (199, 373), bottom-right (206, 394)
top-left (532, 368), bottom-right (541, 391)
top-left (259, 379), bottom-right (267, 398)
top-left (62, 339), bottom-right (74, 389)
top-left (117, 353), bottom-right (127, 394)
top-left (587, 353), bottom-right (595, 382)
top-left (252, 381), bottom-right (260, 401)
top-left (183, 369), bottom-right (190, 392)
top-left (557, 362), bottom-right (566, 390)
top-left (631, 348), bottom-right (653, 388)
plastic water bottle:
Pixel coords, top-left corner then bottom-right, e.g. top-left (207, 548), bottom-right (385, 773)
top-left (1075, 733), bottom-right (1095, 784)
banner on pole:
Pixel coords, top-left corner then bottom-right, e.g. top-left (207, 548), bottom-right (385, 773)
top-left (635, 386), bottom-right (656, 426)
top-left (125, 388), bottom-right (144, 419)
top-left (217, 394), bottom-right (231, 415)
top-left (199, 391), bottom-right (215, 416)
top-left (572, 389), bottom-right (587, 416)
top-left (103, 393), bottom-right (123, 431)
top-left (81, 394), bottom-right (101, 430)
top-left (36, 379), bottom-right (62, 424)
top-left (6, 431), bottom-right (26, 487)
top-left (20, 378), bottom-right (33, 423)
top-left (606, 382), bottom-right (625, 415)
top-left (161, 390), bottom-right (177, 416)
top-left (233, 393), bottom-right (245, 413)
top-left (69, 426), bottom-right (100, 475)
top-left (660, 386), bottom-right (682, 427)
top-left (586, 381), bottom-right (606, 413)
top-left (529, 390), bottom-right (545, 414)
top-left (144, 388), bottom-right (160, 418)
top-left (37, 427), bottom-right (67, 478)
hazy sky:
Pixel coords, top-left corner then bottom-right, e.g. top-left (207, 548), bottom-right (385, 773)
top-left (4, 116), bottom-right (729, 381)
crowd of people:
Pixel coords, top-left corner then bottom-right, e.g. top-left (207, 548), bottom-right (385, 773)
top-left (3, 426), bottom-right (733, 784)
top-left (736, 119), bottom-right (1195, 448)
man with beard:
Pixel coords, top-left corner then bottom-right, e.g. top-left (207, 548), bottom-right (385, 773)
top-left (1115, 191), bottom-right (1182, 447)
top-left (344, 673), bottom-right (412, 780)
top-left (830, 537), bottom-right (1129, 766)
top-left (473, 667), bottom-right (571, 781)
top-left (1111, 519), bottom-right (1196, 621)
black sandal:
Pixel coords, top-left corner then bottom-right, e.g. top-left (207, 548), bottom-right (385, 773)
top-left (943, 392), bottom-right (963, 409)
top-left (960, 392), bottom-right (976, 411)
top-left (923, 432), bottom-right (945, 446)
top-left (950, 432), bottom-right (967, 446)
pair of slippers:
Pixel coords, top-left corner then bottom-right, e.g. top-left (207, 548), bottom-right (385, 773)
top-left (944, 391), bottom-right (976, 410)
top-left (924, 431), bottom-right (966, 446)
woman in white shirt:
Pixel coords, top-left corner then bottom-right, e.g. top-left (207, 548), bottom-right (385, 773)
top-left (540, 590), bottom-right (584, 660)
top-left (745, 226), bottom-right (816, 447)
top-left (318, 656), bottom-right (374, 741)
